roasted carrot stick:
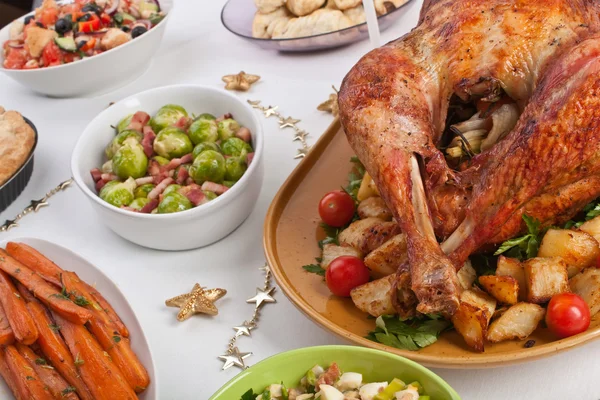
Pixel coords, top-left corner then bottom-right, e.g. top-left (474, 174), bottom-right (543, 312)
top-left (0, 250), bottom-right (92, 325)
top-left (62, 272), bottom-right (149, 392)
top-left (81, 279), bottom-right (129, 338)
top-left (0, 270), bottom-right (38, 345)
top-left (15, 282), bottom-right (38, 304)
top-left (0, 302), bottom-right (15, 346)
top-left (6, 243), bottom-right (62, 288)
top-left (26, 302), bottom-right (94, 400)
top-left (0, 346), bottom-right (25, 400)
top-left (4, 345), bottom-right (53, 399)
top-left (52, 313), bottom-right (138, 400)
top-left (16, 344), bottom-right (79, 400)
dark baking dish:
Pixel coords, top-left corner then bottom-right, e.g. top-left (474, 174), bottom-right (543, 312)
top-left (0, 117), bottom-right (38, 213)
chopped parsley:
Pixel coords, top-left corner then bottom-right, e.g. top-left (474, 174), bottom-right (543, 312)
top-left (240, 389), bottom-right (255, 400)
top-left (48, 324), bottom-right (60, 332)
top-left (61, 387), bottom-right (77, 396)
top-left (74, 296), bottom-right (91, 307)
top-left (302, 264), bottom-right (325, 276)
top-left (494, 215), bottom-right (542, 260)
top-left (367, 314), bottom-right (450, 351)
top-left (14, 268), bottom-right (20, 274)
top-left (26, 376), bottom-right (35, 381)
top-left (113, 335), bottom-right (122, 343)
top-left (50, 293), bottom-right (70, 301)
top-left (35, 358), bottom-right (47, 365)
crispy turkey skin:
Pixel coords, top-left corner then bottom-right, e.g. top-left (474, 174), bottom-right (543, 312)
top-left (338, 0), bottom-right (600, 316)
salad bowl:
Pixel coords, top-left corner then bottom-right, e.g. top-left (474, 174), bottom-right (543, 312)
top-left (0, 0), bottom-right (172, 97)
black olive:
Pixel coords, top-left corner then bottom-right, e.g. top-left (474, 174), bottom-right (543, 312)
top-left (121, 26), bottom-right (130, 32)
top-left (81, 3), bottom-right (101, 14)
top-left (24, 16), bottom-right (34, 25)
top-left (35, 21), bottom-right (45, 28)
top-left (55, 18), bottom-right (71, 35)
top-left (77, 13), bottom-right (92, 22)
top-left (131, 26), bottom-right (147, 38)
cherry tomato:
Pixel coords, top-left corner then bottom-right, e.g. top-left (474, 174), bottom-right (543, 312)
top-left (326, 256), bottom-right (370, 297)
top-left (546, 293), bottom-right (590, 338)
top-left (318, 190), bottom-right (355, 228)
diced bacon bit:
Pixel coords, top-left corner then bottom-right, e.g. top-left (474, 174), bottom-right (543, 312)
top-left (176, 167), bottom-right (189, 185)
top-left (185, 177), bottom-right (194, 185)
top-left (201, 181), bottom-right (229, 195)
top-left (216, 113), bottom-right (233, 123)
top-left (142, 126), bottom-right (156, 158)
top-left (128, 111), bottom-right (151, 132)
top-left (246, 152), bottom-right (254, 165)
top-left (101, 173), bottom-right (118, 181)
top-left (95, 179), bottom-right (107, 192)
top-left (165, 153), bottom-right (194, 171)
top-left (135, 176), bottom-right (154, 186)
top-left (179, 184), bottom-right (207, 206)
top-left (140, 199), bottom-right (159, 213)
top-left (153, 172), bottom-right (170, 185)
top-left (315, 363), bottom-right (340, 391)
top-left (236, 127), bottom-right (252, 143)
top-left (148, 177), bottom-right (174, 200)
top-left (174, 116), bottom-right (192, 131)
top-left (148, 160), bottom-right (161, 176)
top-left (90, 168), bottom-right (102, 182)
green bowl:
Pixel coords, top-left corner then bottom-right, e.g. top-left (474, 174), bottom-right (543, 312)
top-left (209, 345), bottom-right (461, 399)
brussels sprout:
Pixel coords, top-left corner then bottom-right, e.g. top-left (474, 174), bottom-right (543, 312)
top-left (188, 118), bottom-right (218, 145)
top-left (129, 197), bottom-right (150, 211)
top-left (221, 138), bottom-right (252, 157)
top-left (153, 127), bottom-right (193, 159)
top-left (134, 183), bottom-right (155, 199)
top-left (192, 142), bottom-right (221, 159)
top-left (101, 160), bottom-right (113, 174)
top-left (196, 113), bottom-right (216, 120)
top-left (203, 191), bottom-right (217, 201)
top-left (112, 139), bottom-right (149, 179)
top-left (222, 180), bottom-right (236, 188)
top-left (163, 184), bottom-right (182, 196)
top-left (99, 177), bottom-right (136, 208)
top-left (152, 155), bottom-right (170, 166)
top-left (116, 114), bottom-right (133, 133)
top-left (157, 192), bottom-right (193, 214)
top-left (105, 129), bottom-right (142, 159)
top-left (225, 157), bottom-right (247, 181)
top-left (149, 104), bottom-right (188, 133)
top-left (189, 150), bottom-right (226, 184)
top-left (217, 119), bottom-right (240, 141)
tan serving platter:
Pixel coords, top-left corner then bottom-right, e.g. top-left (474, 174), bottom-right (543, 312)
top-left (263, 117), bottom-right (600, 368)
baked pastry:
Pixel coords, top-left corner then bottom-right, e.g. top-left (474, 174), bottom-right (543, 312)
top-left (252, 7), bottom-right (293, 39)
top-left (374, 0), bottom-right (409, 15)
top-left (254, 0), bottom-right (285, 14)
top-left (333, 0), bottom-right (362, 11)
top-left (0, 107), bottom-right (35, 186)
top-left (272, 9), bottom-right (353, 38)
top-left (344, 5), bottom-right (366, 24)
top-left (286, 0), bottom-right (326, 16)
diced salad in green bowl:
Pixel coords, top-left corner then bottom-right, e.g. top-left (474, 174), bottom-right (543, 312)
top-left (89, 104), bottom-right (254, 214)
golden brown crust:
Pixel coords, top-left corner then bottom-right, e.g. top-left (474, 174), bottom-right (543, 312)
top-left (0, 108), bottom-right (35, 186)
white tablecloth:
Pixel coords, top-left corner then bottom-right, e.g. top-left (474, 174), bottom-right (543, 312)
top-left (0, 1), bottom-right (598, 399)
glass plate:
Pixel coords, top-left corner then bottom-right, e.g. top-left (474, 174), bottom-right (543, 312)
top-left (220, 0), bottom-right (413, 52)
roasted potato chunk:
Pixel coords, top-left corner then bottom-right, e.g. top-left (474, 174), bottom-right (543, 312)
top-left (496, 256), bottom-right (527, 301)
top-left (537, 229), bottom-right (600, 277)
top-left (320, 244), bottom-right (363, 269)
top-left (486, 303), bottom-right (545, 343)
top-left (570, 268), bottom-right (600, 316)
top-left (479, 275), bottom-right (519, 305)
top-left (579, 216), bottom-right (600, 244)
top-left (457, 260), bottom-right (477, 290)
top-left (357, 197), bottom-right (393, 221)
top-left (338, 218), bottom-right (400, 254)
top-left (357, 172), bottom-right (380, 201)
top-left (364, 234), bottom-right (407, 278)
top-left (350, 274), bottom-right (396, 317)
top-left (524, 257), bottom-right (569, 304)
top-left (451, 289), bottom-right (496, 352)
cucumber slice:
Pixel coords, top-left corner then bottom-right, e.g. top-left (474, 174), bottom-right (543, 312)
top-left (54, 37), bottom-right (76, 52)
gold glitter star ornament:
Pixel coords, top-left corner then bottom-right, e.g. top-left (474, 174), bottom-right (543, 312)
top-left (318, 86), bottom-right (339, 117)
top-left (222, 71), bottom-right (261, 91)
top-left (165, 283), bottom-right (226, 321)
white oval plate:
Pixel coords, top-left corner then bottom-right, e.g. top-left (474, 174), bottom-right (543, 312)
top-left (0, 237), bottom-right (157, 399)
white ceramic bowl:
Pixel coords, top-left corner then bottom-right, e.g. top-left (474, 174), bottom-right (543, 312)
top-left (0, 237), bottom-right (158, 399)
top-left (0, 1), bottom-right (172, 97)
top-left (71, 84), bottom-right (264, 250)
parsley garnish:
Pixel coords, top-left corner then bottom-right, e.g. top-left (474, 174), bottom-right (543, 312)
top-left (318, 222), bottom-right (341, 249)
top-left (240, 389), bottom-right (254, 400)
top-left (366, 315), bottom-right (450, 351)
top-left (494, 215), bottom-right (542, 260)
top-left (49, 324), bottom-right (60, 332)
top-left (74, 296), bottom-right (90, 307)
top-left (26, 376), bottom-right (35, 381)
top-left (74, 354), bottom-right (84, 366)
top-left (302, 264), bottom-right (325, 276)
top-left (35, 358), bottom-right (47, 365)
top-left (62, 386), bottom-right (77, 396)
top-left (343, 156), bottom-right (365, 201)
top-left (113, 335), bottom-right (121, 343)
top-left (50, 293), bottom-right (70, 300)
top-left (14, 268), bottom-right (20, 274)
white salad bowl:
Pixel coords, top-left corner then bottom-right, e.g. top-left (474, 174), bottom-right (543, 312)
top-left (0, 0), bottom-right (172, 97)
top-left (71, 84), bottom-right (264, 250)
top-left (0, 237), bottom-right (158, 399)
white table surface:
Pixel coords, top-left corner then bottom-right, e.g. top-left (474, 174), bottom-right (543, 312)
top-left (1, 1), bottom-right (599, 399)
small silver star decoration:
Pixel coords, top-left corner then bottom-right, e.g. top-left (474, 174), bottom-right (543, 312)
top-left (218, 347), bottom-right (252, 370)
top-left (279, 117), bottom-right (300, 129)
top-left (294, 147), bottom-right (311, 159)
top-left (263, 106), bottom-right (279, 118)
top-left (58, 179), bottom-right (73, 190)
top-left (1, 220), bottom-right (18, 232)
top-left (293, 130), bottom-right (309, 142)
top-left (246, 286), bottom-right (276, 309)
top-left (233, 324), bottom-right (252, 337)
top-left (29, 198), bottom-right (49, 212)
